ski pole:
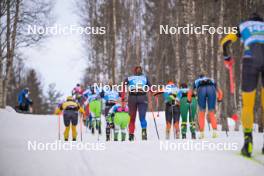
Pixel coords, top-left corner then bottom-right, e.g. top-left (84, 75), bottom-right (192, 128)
top-left (207, 111), bottom-right (211, 131)
top-left (228, 59), bottom-right (240, 130)
top-left (58, 114), bottom-right (61, 140)
top-left (227, 60), bottom-right (235, 94)
top-left (152, 94), bottom-right (160, 140)
top-left (150, 94), bottom-right (160, 140)
top-left (80, 113), bottom-right (83, 141)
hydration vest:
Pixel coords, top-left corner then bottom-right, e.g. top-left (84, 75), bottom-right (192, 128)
top-left (104, 89), bottom-right (119, 102)
top-left (239, 21), bottom-right (264, 47)
top-left (127, 75), bottom-right (147, 90)
top-left (194, 77), bottom-right (215, 88)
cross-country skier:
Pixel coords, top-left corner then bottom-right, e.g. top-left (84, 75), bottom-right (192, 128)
top-left (122, 66), bottom-right (152, 141)
top-left (17, 88), bottom-right (33, 112)
top-left (107, 99), bottom-right (130, 141)
top-left (72, 83), bottom-right (84, 104)
top-left (162, 81), bottom-right (181, 139)
top-left (85, 85), bottom-right (103, 134)
top-left (82, 86), bottom-right (93, 129)
top-left (55, 96), bottom-right (85, 141)
top-left (178, 83), bottom-right (198, 139)
top-left (101, 81), bottom-right (121, 141)
top-left (220, 12), bottom-right (264, 157)
top-left (188, 74), bottom-right (223, 139)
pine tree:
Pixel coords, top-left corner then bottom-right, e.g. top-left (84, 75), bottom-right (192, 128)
top-left (46, 83), bottom-right (63, 114)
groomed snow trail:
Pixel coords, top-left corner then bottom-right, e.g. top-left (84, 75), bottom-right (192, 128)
top-left (0, 107), bottom-right (263, 176)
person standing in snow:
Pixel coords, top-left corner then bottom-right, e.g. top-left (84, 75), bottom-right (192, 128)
top-left (162, 81), bottom-right (181, 139)
top-left (188, 74), bottom-right (223, 139)
top-left (101, 81), bottom-right (121, 141)
top-left (178, 83), bottom-right (198, 139)
top-left (55, 96), bottom-right (85, 141)
top-left (72, 83), bottom-right (84, 105)
top-left (85, 85), bottom-right (103, 134)
top-left (220, 13), bottom-right (264, 157)
top-left (17, 88), bottom-right (33, 112)
top-left (82, 86), bottom-right (93, 129)
top-left (107, 99), bottom-right (130, 141)
top-left (122, 66), bottom-right (152, 141)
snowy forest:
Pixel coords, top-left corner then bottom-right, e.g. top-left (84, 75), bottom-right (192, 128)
top-left (0, 0), bottom-right (62, 113)
top-left (77, 0), bottom-right (264, 131)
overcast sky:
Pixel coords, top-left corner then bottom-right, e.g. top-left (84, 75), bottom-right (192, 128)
top-left (22, 0), bottom-right (86, 97)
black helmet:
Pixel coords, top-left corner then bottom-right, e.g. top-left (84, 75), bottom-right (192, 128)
top-left (249, 12), bottom-right (263, 21)
top-left (76, 83), bottom-right (80, 87)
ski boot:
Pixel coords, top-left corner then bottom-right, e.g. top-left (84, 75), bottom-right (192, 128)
top-left (129, 133), bottom-right (134, 141)
top-left (262, 145), bottom-right (264, 154)
top-left (91, 127), bottom-right (95, 134)
top-left (142, 129), bottom-right (147, 140)
top-left (165, 129), bottom-right (170, 140)
top-left (121, 132), bottom-right (126, 141)
top-left (199, 132), bottom-right (204, 139)
top-left (72, 138), bottom-right (76, 141)
top-left (64, 138), bottom-right (68, 141)
top-left (212, 130), bottom-right (218, 138)
top-left (241, 132), bottom-right (253, 158)
top-left (182, 133), bottom-right (186, 139)
top-left (176, 131), bottom-right (180, 139)
top-left (191, 132), bottom-right (196, 139)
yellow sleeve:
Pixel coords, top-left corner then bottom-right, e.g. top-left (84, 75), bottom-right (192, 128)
top-left (79, 107), bottom-right (85, 114)
top-left (220, 33), bottom-right (238, 46)
top-left (54, 108), bottom-right (62, 115)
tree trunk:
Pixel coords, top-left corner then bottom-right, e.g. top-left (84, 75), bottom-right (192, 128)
top-left (111, 0), bottom-right (116, 84)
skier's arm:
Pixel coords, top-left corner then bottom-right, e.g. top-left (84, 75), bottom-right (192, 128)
top-left (54, 103), bottom-right (63, 115)
top-left (121, 78), bottom-right (128, 100)
top-left (220, 32), bottom-right (239, 59)
top-left (216, 88), bottom-right (223, 102)
top-left (187, 84), bottom-right (196, 103)
top-left (78, 106), bottom-right (86, 116)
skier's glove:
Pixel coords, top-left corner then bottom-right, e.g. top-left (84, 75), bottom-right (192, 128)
top-left (217, 89), bottom-right (223, 102)
top-left (109, 122), bottom-right (114, 129)
top-left (224, 56), bottom-right (234, 69)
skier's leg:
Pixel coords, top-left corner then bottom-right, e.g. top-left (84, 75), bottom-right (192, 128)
top-left (207, 86), bottom-right (218, 138)
top-left (105, 104), bottom-right (112, 141)
top-left (63, 111), bottom-right (71, 141)
top-left (71, 112), bottom-right (78, 141)
top-left (180, 97), bottom-right (189, 138)
top-left (190, 97), bottom-right (198, 139)
top-left (240, 47), bottom-right (261, 157)
top-left (128, 95), bottom-right (137, 140)
top-left (95, 100), bottom-right (102, 134)
top-left (89, 101), bottom-right (96, 134)
top-left (114, 113), bottom-right (121, 141)
top-left (197, 87), bottom-right (206, 138)
top-left (120, 112), bottom-right (130, 141)
top-left (173, 105), bottom-right (180, 139)
top-left (138, 95), bottom-right (148, 140)
top-left (165, 103), bottom-right (172, 139)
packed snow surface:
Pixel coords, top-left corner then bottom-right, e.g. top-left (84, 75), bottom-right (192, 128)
top-left (0, 107), bottom-right (263, 176)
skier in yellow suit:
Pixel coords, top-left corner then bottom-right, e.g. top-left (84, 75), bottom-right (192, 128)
top-left (221, 13), bottom-right (264, 157)
top-left (55, 96), bottom-right (85, 141)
